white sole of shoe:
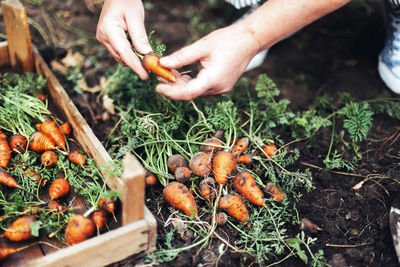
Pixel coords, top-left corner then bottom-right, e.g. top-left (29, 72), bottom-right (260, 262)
top-left (378, 60), bottom-right (400, 94)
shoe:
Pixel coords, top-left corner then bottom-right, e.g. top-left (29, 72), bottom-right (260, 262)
top-left (378, 4), bottom-right (400, 94)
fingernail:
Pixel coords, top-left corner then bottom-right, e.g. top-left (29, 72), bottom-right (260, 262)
top-left (159, 57), bottom-right (170, 66)
top-left (142, 46), bottom-right (153, 54)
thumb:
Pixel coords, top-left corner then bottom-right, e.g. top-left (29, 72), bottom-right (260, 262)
top-left (160, 41), bottom-right (207, 69)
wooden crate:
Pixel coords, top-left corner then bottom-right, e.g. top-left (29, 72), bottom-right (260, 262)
top-left (0, 0), bottom-right (156, 266)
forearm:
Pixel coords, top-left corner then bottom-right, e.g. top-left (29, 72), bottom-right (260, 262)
top-left (239, 0), bottom-right (351, 52)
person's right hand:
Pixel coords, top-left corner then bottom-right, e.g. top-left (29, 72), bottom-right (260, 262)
top-left (96, 0), bottom-right (152, 79)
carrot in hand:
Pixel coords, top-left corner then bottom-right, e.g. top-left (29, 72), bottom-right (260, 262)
top-left (60, 122), bottom-right (71, 135)
top-left (231, 137), bottom-right (249, 157)
top-left (265, 182), bottom-right (285, 202)
top-left (40, 119), bottom-right (66, 151)
top-left (69, 151), bottom-right (86, 166)
top-left (200, 138), bottom-right (222, 153)
top-left (263, 144), bottom-right (277, 157)
top-left (0, 138), bottom-right (11, 168)
top-left (167, 154), bottom-right (188, 174)
top-left (218, 194), bottom-right (249, 223)
top-left (163, 182), bottom-right (197, 217)
top-left (3, 215), bottom-right (35, 241)
top-left (212, 151), bottom-right (237, 185)
top-left (236, 154), bottom-right (253, 164)
top-left (143, 53), bottom-right (176, 83)
top-left (29, 132), bottom-right (56, 152)
top-left (41, 151), bottom-right (58, 167)
top-left (49, 178), bottom-right (70, 200)
top-left (9, 134), bottom-right (27, 152)
top-left (0, 169), bottom-right (21, 189)
top-left (189, 152), bottom-right (211, 177)
top-left (65, 215), bottom-right (95, 245)
top-left (233, 171), bottom-right (265, 207)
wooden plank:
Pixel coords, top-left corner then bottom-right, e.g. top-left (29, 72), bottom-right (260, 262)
top-left (144, 206), bottom-right (157, 252)
top-left (32, 47), bottom-right (124, 191)
top-left (121, 153), bottom-right (145, 225)
top-left (1, 0), bottom-right (34, 72)
top-left (26, 219), bottom-right (150, 267)
top-left (0, 41), bottom-right (10, 67)
top-left (1, 238), bottom-right (44, 267)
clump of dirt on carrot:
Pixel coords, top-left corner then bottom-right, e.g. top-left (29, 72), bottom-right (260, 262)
top-left (189, 152), bottom-right (211, 177)
top-left (168, 154), bottom-right (188, 174)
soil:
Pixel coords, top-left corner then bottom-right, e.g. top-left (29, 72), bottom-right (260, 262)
top-left (2, 0), bottom-right (400, 266)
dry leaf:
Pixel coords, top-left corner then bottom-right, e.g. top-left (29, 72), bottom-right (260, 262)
top-left (102, 94), bottom-right (115, 115)
top-left (351, 178), bottom-right (367, 190)
top-left (77, 78), bottom-right (102, 93)
top-left (50, 60), bottom-right (68, 74)
top-left (61, 49), bottom-right (84, 68)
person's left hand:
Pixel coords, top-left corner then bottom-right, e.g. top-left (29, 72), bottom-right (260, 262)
top-left (155, 23), bottom-right (261, 100)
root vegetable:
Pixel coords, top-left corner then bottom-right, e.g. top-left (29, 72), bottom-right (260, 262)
top-left (98, 198), bottom-right (115, 214)
top-left (65, 215), bottom-right (95, 245)
top-left (199, 177), bottom-right (216, 201)
top-left (213, 129), bottom-right (225, 141)
top-left (0, 248), bottom-right (18, 260)
top-left (4, 215), bottom-right (35, 241)
top-left (300, 218), bottom-right (323, 233)
top-left (49, 178), bottom-right (70, 200)
top-left (47, 200), bottom-right (67, 213)
top-left (263, 144), bottom-right (277, 157)
top-left (24, 169), bottom-right (42, 184)
top-left (40, 119), bottom-right (66, 151)
top-left (0, 169), bottom-right (21, 189)
top-left (143, 53), bottom-right (176, 83)
top-left (68, 151), bottom-right (86, 166)
top-left (199, 138), bottom-right (222, 153)
top-left (175, 166), bottom-right (192, 183)
top-left (0, 138), bottom-right (11, 168)
top-left (0, 130), bottom-right (7, 139)
top-left (167, 154), bottom-right (188, 174)
top-left (232, 137), bottom-right (249, 157)
top-left (36, 92), bottom-right (47, 102)
top-left (145, 171), bottom-right (157, 186)
top-left (233, 171), bottom-right (265, 207)
top-left (163, 182), bottom-right (197, 217)
top-left (60, 122), bottom-right (71, 135)
top-left (189, 152), bottom-right (211, 177)
top-left (91, 209), bottom-right (107, 229)
top-left (212, 151), bottom-right (236, 184)
top-left (218, 194), bottom-right (249, 223)
top-left (216, 212), bottom-right (228, 226)
top-left (236, 154), bottom-right (253, 164)
top-left (41, 151), bottom-right (58, 167)
top-left (9, 134), bottom-right (27, 152)
top-left (29, 132), bottom-right (56, 152)
top-left (265, 183), bottom-right (285, 202)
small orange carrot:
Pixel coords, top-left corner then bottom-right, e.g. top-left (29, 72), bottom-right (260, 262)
top-left (98, 197), bottom-right (115, 214)
top-left (265, 182), bottom-right (285, 202)
top-left (0, 138), bottom-right (11, 168)
top-left (199, 177), bottom-right (216, 201)
top-left (0, 169), bottom-right (21, 189)
top-left (218, 194), bottom-right (249, 223)
top-left (233, 171), bottom-right (265, 207)
top-left (36, 92), bottom-right (47, 102)
top-left (300, 218), bottom-right (323, 233)
top-left (24, 206), bottom-right (41, 215)
top-left (29, 132), bottom-right (56, 152)
top-left (236, 154), bottom-right (253, 164)
top-left (200, 138), bottom-right (222, 153)
top-left (4, 215), bottom-right (35, 242)
top-left (215, 212), bottom-right (228, 226)
top-left (0, 247), bottom-right (18, 260)
top-left (40, 119), bottom-right (66, 151)
top-left (49, 178), bottom-right (70, 200)
top-left (24, 169), bottom-right (42, 184)
top-left (47, 200), bottom-right (68, 214)
top-left (65, 215), bottom-right (95, 245)
top-left (60, 122), bottom-right (71, 136)
top-left (9, 134), bottom-right (27, 152)
top-left (189, 152), bottom-right (211, 177)
top-left (35, 123), bottom-right (42, 131)
top-left (175, 166), bottom-right (192, 183)
top-left (0, 130), bottom-right (7, 139)
top-left (143, 53), bottom-right (176, 82)
top-left (232, 137), bottom-right (249, 157)
top-left (41, 151), bottom-right (58, 167)
top-left (263, 144), bottom-right (277, 157)
top-left (212, 151), bottom-right (237, 185)
top-left (68, 151), bottom-right (86, 166)
top-left (163, 182), bottom-right (198, 217)
top-left (91, 209), bottom-right (107, 229)
top-left (145, 171), bottom-right (157, 186)
top-left (167, 154), bottom-right (188, 174)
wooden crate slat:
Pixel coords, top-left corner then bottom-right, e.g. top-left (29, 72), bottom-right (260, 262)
top-left (0, 41), bottom-right (10, 67)
top-left (1, 238), bottom-right (44, 267)
top-left (26, 219), bottom-right (150, 267)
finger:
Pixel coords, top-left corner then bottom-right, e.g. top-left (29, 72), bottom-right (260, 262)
top-left (103, 41), bottom-right (125, 65)
top-left (125, 16), bottom-right (153, 55)
top-left (159, 40), bottom-right (208, 69)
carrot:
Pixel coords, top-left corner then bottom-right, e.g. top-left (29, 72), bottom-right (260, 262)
top-left (265, 182), bottom-right (285, 202)
top-left (40, 119), bottom-right (66, 151)
top-left (36, 92), bottom-right (47, 102)
top-left (0, 169), bottom-right (21, 189)
top-left (0, 130), bottom-right (7, 140)
top-left (213, 129), bottom-right (225, 141)
top-left (0, 138), bottom-right (11, 168)
top-left (218, 194), bottom-right (249, 223)
top-left (145, 171), bottom-right (157, 186)
top-left (41, 151), bottom-right (58, 167)
top-left (215, 212), bottom-right (228, 226)
top-left (8, 134), bottom-right (27, 152)
top-left (233, 171), bottom-right (265, 207)
top-left (65, 215), bottom-right (95, 245)
top-left (24, 169), bottom-right (42, 185)
top-left (212, 151), bottom-right (237, 185)
top-left (300, 218), bottom-right (323, 233)
top-left (49, 178), bottom-right (70, 200)
top-left (263, 144), bottom-right (277, 157)
top-left (189, 152), bottom-right (211, 177)
top-left (91, 209), bottom-right (107, 229)
top-left (175, 166), bottom-right (192, 183)
top-left (142, 53), bottom-right (176, 83)
top-left (47, 200), bottom-right (68, 214)
top-left (231, 137), bottom-right (249, 157)
top-left (0, 247), bottom-right (18, 260)
top-left (29, 132), bottom-right (56, 152)
top-left (163, 182), bottom-right (197, 217)
top-left (60, 122), bottom-right (71, 136)
top-left (200, 138), bottom-right (222, 153)
top-left (236, 154), bottom-right (253, 164)
top-left (167, 154), bottom-right (188, 174)
top-left (68, 151), bottom-right (86, 166)
top-left (3, 215), bottom-right (35, 242)
top-left (199, 177), bottom-right (216, 201)
top-left (35, 123), bottom-right (42, 131)
top-left (24, 206), bottom-right (41, 215)
top-left (98, 197), bottom-right (115, 214)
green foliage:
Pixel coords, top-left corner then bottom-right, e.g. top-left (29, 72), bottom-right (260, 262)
top-left (291, 110), bottom-right (332, 139)
top-left (338, 102), bottom-right (373, 142)
top-left (370, 99), bottom-right (400, 120)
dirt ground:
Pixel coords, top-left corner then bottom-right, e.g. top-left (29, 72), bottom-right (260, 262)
top-left (2, 0), bottom-right (400, 266)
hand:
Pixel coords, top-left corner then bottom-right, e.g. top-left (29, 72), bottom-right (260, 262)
top-left (96, 0), bottom-right (152, 79)
top-left (155, 23), bottom-right (261, 100)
